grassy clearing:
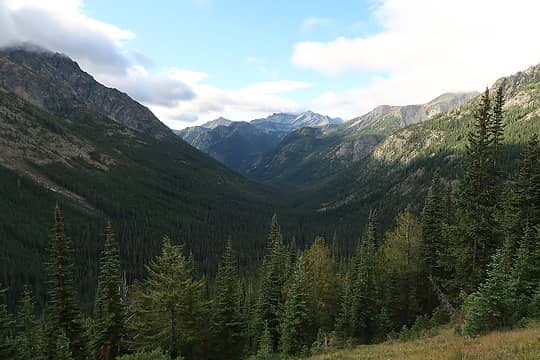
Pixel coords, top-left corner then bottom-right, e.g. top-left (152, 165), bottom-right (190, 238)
top-left (305, 325), bottom-right (540, 360)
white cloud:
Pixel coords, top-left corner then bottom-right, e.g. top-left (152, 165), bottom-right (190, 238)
top-left (0, 0), bottom-right (196, 109)
top-left (294, 0), bottom-right (540, 119)
top-left (0, 0), bottom-right (310, 130)
top-left (300, 17), bottom-right (331, 33)
top-left (151, 78), bottom-right (312, 129)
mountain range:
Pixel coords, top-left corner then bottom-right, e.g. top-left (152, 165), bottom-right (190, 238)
top-left (176, 111), bottom-right (343, 172)
top-left (234, 92), bottom-right (475, 187)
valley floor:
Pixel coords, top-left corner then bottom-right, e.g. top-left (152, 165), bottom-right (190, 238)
top-left (305, 325), bottom-right (540, 360)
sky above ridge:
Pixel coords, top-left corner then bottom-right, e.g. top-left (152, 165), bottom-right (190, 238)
top-left (0, 0), bottom-right (539, 129)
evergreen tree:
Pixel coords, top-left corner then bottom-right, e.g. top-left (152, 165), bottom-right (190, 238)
top-left (490, 85), bottom-right (505, 177)
top-left (500, 136), bottom-right (540, 256)
top-left (47, 206), bottom-right (85, 360)
top-left (127, 237), bottom-right (209, 360)
top-left (457, 89), bottom-right (501, 291)
top-left (255, 322), bottom-right (273, 360)
top-left (56, 331), bottom-right (74, 360)
top-left (94, 222), bottom-right (125, 360)
top-left (255, 214), bottom-right (288, 352)
top-left (0, 288), bottom-right (15, 359)
top-left (516, 136), bottom-right (540, 231)
top-left (511, 223), bottom-right (538, 319)
top-left (462, 248), bottom-right (515, 336)
top-left (15, 287), bottom-right (45, 360)
top-left (304, 236), bottom-right (340, 336)
top-left (280, 257), bottom-right (311, 356)
top-left (421, 170), bottom-right (446, 280)
top-left (349, 210), bottom-right (379, 343)
top-left (334, 270), bottom-right (353, 339)
top-left (210, 238), bottom-right (245, 360)
top-left (381, 208), bottom-right (423, 329)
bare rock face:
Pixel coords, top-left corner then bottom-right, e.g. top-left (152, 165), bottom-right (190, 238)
top-left (0, 45), bottom-right (173, 139)
top-left (348, 92), bottom-right (479, 131)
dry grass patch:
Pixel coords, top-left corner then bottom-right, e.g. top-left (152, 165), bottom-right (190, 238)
top-left (306, 325), bottom-right (540, 360)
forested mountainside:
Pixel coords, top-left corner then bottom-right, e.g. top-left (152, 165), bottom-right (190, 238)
top-left (177, 111), bottom-right (342, 172)
top-left (292, 62), bottom-right (540, 250)
top-left (0, 47), bottom-right (292, 305)
top-left (246, 92), bottom-right (477, 188)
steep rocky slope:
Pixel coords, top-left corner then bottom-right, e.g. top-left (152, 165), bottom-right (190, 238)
top-left (0, 46), bottom-right (172, 139)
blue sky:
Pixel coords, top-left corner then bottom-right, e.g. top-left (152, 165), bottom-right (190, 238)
top-left (1, 0), bottom-right (540, 129)
top-left (85, 0), bottom-right (378, 91)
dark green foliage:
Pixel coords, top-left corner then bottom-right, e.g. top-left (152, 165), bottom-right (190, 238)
top-left (255, 215), bottom-right (288, 352)
top-left (421, 170), bottom-right (445, 279)
top-left (15, 287), bottom-right (45, 360)
top-left (255, 321), bottom-right (273, 360)
top-left (94, 223), bottom-right (125, 359)
top-left (47, 207), bottom-right (86, 360)
top-left (457, 88), bottom-right (503, 291)
top-left (511, 224), bottom-right (538, 319)
top-left (55, 331), bottom-right (74, 360)
top-left (503, 136), bottom-right (540, 250)
top-left (490, 85), bottom-right (505, 183)
top-left (0, 288), bottom-right (15, 358)
top-left (303, 236), bottom-right (340, 337)
top-left (210, 238), bottom-right (245, 360)
top-left (462, 248), bottom-right (515, 336)
top-left (380, 208), bottom-right (424, 333)
top-left (126, 238), bottom-right (208, 360)
top-left (280, 257), bottom-right (311, 356)
top-left (117, 349), bottom-right (179, 360)
top-left (346, 210), bottom-right (379, 343)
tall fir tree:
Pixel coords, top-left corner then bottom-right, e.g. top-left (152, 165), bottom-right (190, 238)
top-left (490, 85), bottom-right (505, 178)
top-left (500, 136), bottom-right (540, 256)
top-left (280, 256), bottom-right (311, 356)
top-left (511, 223), bottom-right (538, 319)
top-left (255, 214), bottom-right (288, 352)
top-left (15, 287), bottom-right (45, 360)
top-left (457, 88), bottom-right (501, 291)
top-left (349, 210), bottom-right (379, 343)
top-left (210, 238), bottom-right (245, 360)
top-left (94, 222), bottom-right (125, 360)
top-left (516, 136), bottom-right (540, 232)
top-left (47, 206), bottom-right (86, 360)
top-left (421, 170), bottom-right (446, 279)
top-left (127, 237), bottom-right (209, 360)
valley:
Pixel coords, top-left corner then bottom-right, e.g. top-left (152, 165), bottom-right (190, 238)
top-left (1, 45), bottom-right (539, 360)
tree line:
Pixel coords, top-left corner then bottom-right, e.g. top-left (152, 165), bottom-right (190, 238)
top-left (1, 86), bottom-right (540, 359)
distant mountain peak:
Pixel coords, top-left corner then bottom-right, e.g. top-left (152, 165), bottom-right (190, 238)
top-left (293, 111), bottom-right (343, 127)
top-left (201, 117), bottom-right (233, 129)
